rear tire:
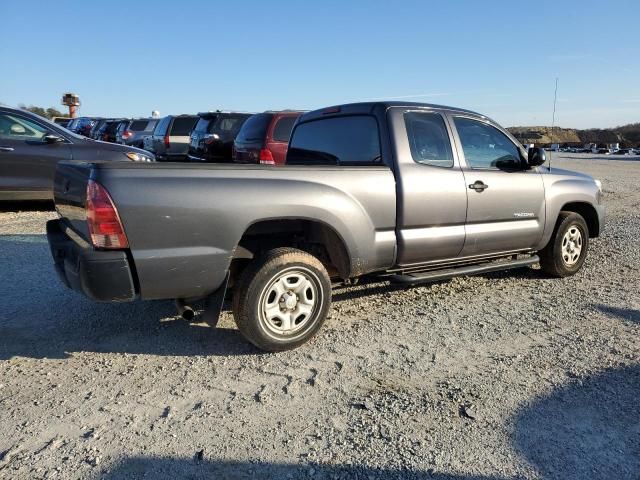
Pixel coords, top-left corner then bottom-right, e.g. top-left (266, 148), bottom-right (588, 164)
top-left (539, 212), bottom-right (589, 277)
top-left (232, 248), bottom-right (332, 352)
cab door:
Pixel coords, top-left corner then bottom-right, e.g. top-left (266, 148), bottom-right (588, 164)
top-left (390, 108), bottom-right (468, 266)
top-left (448, 115), bottom-right (545, 257)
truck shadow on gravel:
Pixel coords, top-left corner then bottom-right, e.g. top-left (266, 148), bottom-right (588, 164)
top-left (0, 235), bottom-right (258, 359)
top-left (98, 457), bottom-right (505, 480)
top-left (594, 304), bottom-right (640, 324)
top-left (97, 365), bottom-right (640, 480)
top-left (513, 364), bottom-right (640, 479)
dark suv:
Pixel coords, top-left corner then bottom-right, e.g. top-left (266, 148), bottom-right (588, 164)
top-left (233, 111), bottom-right (303, 165)
top-left (116, 118), bottom-right (158, 148)
top-left (187, 111), bottom-right (252, 163)
top-left (150, 115), bottom-right (199, 161)
top-left (0, 106), bottom-right (154, 200)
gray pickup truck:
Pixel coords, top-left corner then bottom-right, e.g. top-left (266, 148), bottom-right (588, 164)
top-left (46, 102), bottom-right (604, 351)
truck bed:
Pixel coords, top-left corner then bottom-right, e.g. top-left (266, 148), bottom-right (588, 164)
top-left (53, 161), bottom-right (397, 300)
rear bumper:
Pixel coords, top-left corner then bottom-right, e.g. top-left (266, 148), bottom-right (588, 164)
top-left (46, 219), bottom-right (137, 302)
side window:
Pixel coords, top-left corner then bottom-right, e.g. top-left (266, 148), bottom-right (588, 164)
top-left (454, 117), bottom-right (522, 169)
top-left (0, 114), bottom-right (48, 141)
top-left (272, 116), bottom-right (298, 143)
top-left (287, 115), bottom-right (381, 166)
top-left (404, 112), bottom-right (454, 167)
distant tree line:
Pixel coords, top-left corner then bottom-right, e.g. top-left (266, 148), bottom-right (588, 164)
top-left (17, 104), bottom-right (69, 119)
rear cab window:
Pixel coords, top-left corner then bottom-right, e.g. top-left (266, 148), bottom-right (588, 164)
top-left (287, 115), bottom-right (381, 166)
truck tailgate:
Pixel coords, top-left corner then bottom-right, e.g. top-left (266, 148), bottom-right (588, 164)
top-left (53, 161), bottom-right (93, 242)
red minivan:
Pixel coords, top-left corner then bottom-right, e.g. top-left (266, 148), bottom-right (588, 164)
top-left (233, 111), bottom-right (303, 165)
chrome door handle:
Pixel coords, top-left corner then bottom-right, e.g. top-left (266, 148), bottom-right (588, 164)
top-left (469, 181), bottom-right (488, 192)
top-left (0, 146), bottom-right (15, 152)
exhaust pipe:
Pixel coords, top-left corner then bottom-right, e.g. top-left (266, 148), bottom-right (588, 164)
top-left (175, 299), bottom-right (195, 321)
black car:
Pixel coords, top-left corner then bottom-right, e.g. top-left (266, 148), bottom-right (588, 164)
top-left (90, 118), bottom-right (112, 139)
top-left (187, 111), bottom-right (252, 162)
top-left (116, 118), bottom-right (158, 148)
top-left (0, 107), bottom-right (154, 200)
top-left (100, 119), bottom-right (128, 143)
top-left (67, 116), bottom-right (101, 137)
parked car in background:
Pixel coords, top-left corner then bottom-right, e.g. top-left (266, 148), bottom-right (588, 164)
top-left (67, 117), bottom-right (101, 137)
top-left (90, 118), bottom-right (111, 139)
top-left (0, 106), bottom-right (154, 200)
top-left (187, 111), bottom-right (252, 163)
top-left (51, 117), bottom-right (71, 128)
top-left (151, 115), bottom-right (198, 161)
top-left (100, 119), bottom-right (127, 143)
top-left (595, 148), bottom-right (610, 154)
top-left (46, 101), bottom-right (604, 351)
top-left (143, 133), bottom-right (155, 153)
top-left (116, 118), bottom-right (158, 148)
top-left (614, 148), bottom-right (633, 155)
top-left (233, 111), bottom-right (303, 165)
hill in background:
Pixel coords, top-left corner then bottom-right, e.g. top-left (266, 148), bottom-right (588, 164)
top-left (507, 123), bottom-right (640, 147)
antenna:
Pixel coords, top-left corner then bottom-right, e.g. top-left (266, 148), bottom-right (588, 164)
top-left (550, 77), bottom-right (559, 171)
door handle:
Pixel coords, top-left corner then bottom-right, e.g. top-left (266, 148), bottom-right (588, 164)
top-left (469, 181), bottom-right (489, 192)
top-left (0, 146), bottom-right (15, 152)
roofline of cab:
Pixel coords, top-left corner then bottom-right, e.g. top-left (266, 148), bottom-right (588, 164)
top-left (298, 101), bottom-right (489, 124)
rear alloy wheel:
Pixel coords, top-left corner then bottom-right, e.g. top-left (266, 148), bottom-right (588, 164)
top-left (539, 212), bottom-right (589, 277)
top-left (232, 248), bottom-right (331, 352)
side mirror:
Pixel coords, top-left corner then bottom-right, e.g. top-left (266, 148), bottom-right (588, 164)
top-left (43, 134), bottom-right (64, 144)
top-left (528, 147), bottom-right (546, 167)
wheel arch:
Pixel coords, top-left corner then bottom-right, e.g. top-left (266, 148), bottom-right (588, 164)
top-left (233, 218), bottom-right (352, 279)
top-left (560, 202), bottom-right (600, 238)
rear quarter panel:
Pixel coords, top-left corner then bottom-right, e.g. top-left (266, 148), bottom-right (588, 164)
top-left (93, 164), bottom-right (397, 300)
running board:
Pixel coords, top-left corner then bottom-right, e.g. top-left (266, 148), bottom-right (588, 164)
top-left (389, 255), bottom-right (539, 285)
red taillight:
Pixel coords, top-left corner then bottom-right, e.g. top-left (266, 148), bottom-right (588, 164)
top-left (259, 148), bottom-right (275, 165)
top-left (86, 180), bottom-right (129, 249)
top-left (122, 130), bottom-right (133, 139)
top-left (164, 134), bottom-right (170, 148)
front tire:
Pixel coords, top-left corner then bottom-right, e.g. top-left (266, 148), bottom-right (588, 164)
top-left (539, 212), bottom-right (589, 277)
top-left (232, 248), bottom-right (332, 352)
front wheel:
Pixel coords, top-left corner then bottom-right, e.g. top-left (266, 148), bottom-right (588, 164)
top-left (539, 212), bottom-right (589, 277)
top-left (232, 248), bottom-right (332, 352)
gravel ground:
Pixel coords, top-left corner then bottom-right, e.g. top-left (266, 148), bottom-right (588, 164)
top-left (0, 153), bottom-right (639, 480)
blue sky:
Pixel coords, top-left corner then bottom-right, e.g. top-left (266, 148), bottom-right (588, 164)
top-left (1, 0), bottom-right (638, 128)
